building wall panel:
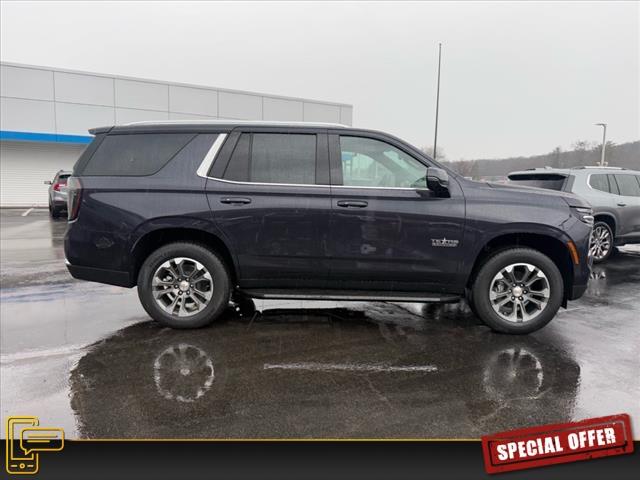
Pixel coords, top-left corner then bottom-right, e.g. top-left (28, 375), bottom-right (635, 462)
top-left (169, 86), bottom-right (218, 116)
top-left (303, 102), bottom-right (341, 123)
top-left (263, 97), bottom-right (303, 121)
top-left (115, 79), bottom-right (168, 111)
top-left (0, 65), bottom-right (54, 101)
top-left (56, 103), bottom-right (115, 135)
top-left (218, 91), bottom-right (262, 119)
top-left (0, 98), bottom-right (56, 133)
top-left (54, 72), bottom-right (114, 106)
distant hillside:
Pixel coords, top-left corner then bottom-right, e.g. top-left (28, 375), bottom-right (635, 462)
top-left (442, 141), bottom-right (640, 178)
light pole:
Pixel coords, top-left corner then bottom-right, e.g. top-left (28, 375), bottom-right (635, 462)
top-left (433, 43), bottom-right (442, 160)
top-left (595, 123), bottom-right (607, 167)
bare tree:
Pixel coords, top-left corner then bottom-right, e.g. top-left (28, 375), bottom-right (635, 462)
top-left (571, 140), bottom-right (597, 152)
top-left (550, 146), bottom-right (562, 168)
top-left (421, 145), bottom-right (447, 162)
top-left (454, 160), bottom-right (477, 178)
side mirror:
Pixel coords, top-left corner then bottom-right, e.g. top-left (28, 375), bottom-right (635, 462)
top-left (426, 167), bottom-right (449, 195)
top-left (44, 180), bottom-right (52, 185)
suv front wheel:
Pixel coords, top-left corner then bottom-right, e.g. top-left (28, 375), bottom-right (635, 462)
top-left (137, 242), bottom-right (231, 328)
top-left (470, 248), bottom-right (564, 334)
top-left (590, 221), bottom-right (614, 263)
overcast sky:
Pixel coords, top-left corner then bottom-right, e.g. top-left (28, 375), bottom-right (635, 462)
top-left (1, 1), bottom-right (638, 160)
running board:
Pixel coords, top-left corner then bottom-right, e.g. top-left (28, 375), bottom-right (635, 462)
top-left (239, 289), bottom-right (461, 303)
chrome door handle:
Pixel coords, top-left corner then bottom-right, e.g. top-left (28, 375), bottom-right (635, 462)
top-left (220, 197), bottom-right (251, 205)
top-left (337, 200), bottom-right (368, 208)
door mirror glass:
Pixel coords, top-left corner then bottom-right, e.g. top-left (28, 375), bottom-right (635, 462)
top-left (426, 167), bottom-right (450, 195)
top-left (44, 180), bottom-right (52, 185)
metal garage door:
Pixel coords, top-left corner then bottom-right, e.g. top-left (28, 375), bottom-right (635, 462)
top-left (0, 141), bottom-right (86, 207)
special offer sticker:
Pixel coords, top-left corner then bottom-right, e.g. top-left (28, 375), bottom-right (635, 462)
top-left (481, 414), bottom-right (634, 474)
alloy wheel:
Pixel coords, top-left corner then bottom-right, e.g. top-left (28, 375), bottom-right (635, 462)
top-left (589, 224), bottom-right (612, 261)
top-left (489, 263), bottom-right (550, 323)
top-left (152, 257), bottom-right (213, 317)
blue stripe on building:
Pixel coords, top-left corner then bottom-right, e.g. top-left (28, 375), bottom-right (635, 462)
top-left (0, 130), bottom-right (93, 144)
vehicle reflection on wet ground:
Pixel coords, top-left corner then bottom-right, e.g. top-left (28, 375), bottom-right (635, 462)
top-left (1, 209), bottom-right (639, 438)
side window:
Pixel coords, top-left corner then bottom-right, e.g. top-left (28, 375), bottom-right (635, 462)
top-left (222, 133), bottom-right (316, 185)
top-left (614, 174), bottom-right (640, 197)
top-left (223, 134), bottom-right (251, 182)
top-left (339, 136), bottom-right (427, 188)
top-left (589, 174), bottom-right (610, 193)
top-left (82, 133), bottom-right (195, 176)
top-left (607, 174), bottom-right (620, 195)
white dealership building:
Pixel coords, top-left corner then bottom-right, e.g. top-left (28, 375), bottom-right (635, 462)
top-left (0, 62), bottom-right (353, 207)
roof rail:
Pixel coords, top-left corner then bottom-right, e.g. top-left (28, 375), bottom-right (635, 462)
top-left (571, 166), bottom-right (626, 170)
top-left (123, 120), bottom-right (348, 128)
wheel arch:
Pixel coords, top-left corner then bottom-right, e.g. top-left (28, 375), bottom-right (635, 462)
top-left (466, 232), bottom-right (574, 307)
top-left (130, 223), bottom-right (238, 286)
top-left (593, 213), bottom-right (616, 237)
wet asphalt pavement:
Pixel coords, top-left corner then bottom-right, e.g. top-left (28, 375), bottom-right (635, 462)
top-left (1, 209), bottom-right (639, 439)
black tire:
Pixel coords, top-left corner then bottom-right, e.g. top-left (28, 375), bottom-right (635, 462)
top-left (49, 203), bottom-right (61, 218)
top-left (471, 248), bottom-right (564, 334)
top-left (591, 221), bottom-right (614, 263)
top-left (465, 288), bottom-right (479, 318)
top-left (232, 295), bottom-right (256, 318)
top-left (137, 242), bottom-right (231, 329)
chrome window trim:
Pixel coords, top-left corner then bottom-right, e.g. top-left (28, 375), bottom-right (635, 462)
top-left (199, 132), bottom-right (430, 191)
top-left (207, 176), bottom-right (329, 188)
top-left (206, 175), bottom-right (429, 191)
top-left (196, 134), bottom-right (228, 179)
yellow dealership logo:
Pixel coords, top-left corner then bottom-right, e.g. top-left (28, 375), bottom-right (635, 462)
top-left (6, 416), bottom-right (64, 475)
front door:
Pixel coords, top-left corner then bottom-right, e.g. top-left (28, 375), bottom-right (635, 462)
top-left (205, 129), bottom-right (332, 289)
top-left (327, 132), bottom-right (466, 292)
top-left (612, 173), bottom-right (640, 242)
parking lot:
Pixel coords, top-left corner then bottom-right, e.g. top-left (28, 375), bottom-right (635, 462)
top-left (1, 208), bottom-right (639, 439)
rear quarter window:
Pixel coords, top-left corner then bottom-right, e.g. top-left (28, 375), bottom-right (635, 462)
top-left (80, 133), bottom-right (195, 176)
top-left (588, 173), bottom-right (610, 193)
top-left (507, 173), bottom-right (567, 191)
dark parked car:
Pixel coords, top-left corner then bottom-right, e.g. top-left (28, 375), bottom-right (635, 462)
top-left (44, 170), bottom-right (72, 218)
top-left (508, 166), bottom-right (640, 262)
top-left (64, 121), bottom-right (594, 334)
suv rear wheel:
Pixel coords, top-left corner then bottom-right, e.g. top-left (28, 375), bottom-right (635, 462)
top-left (137, 242), bottom-right (231, 328)
top-left (470, 248), bottom-right (563, 334)
top-left (49, 202), bottom-right (62, 219)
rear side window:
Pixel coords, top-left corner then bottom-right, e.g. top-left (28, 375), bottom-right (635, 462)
top-left (507, 173), bottom-right (567, 191)
top-left (81, 133), bottom-right (194, 176)
top-left (607, 174), bottom-right (620, 195)
top-left (614, 174), bottom-right (640, 197)
top-left (589, 173), bottom-right (610, 193)
top-left (223, 133), bottom-right (316, 185)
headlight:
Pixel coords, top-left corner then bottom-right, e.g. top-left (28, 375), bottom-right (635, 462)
top-left (572, 207), bottom-right (594, 227)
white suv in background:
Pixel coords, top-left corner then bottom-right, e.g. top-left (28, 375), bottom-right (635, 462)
top-left (508, 167), bottom-right (640, 262)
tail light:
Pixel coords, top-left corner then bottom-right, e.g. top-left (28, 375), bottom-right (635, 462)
top-left (67, 176), bottom-right (83, 220)
top-left (53, 182), bottom-right (62, 191)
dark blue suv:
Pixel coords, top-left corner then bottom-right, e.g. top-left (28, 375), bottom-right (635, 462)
top-left (64, 121), bottom-right (593, 334)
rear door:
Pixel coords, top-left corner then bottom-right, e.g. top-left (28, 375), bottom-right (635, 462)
top-left (205, 128), bottom-right (331, 289)
top-left (326, 131), bottom-right (466, 292)
top-left (612, 173), bottom-right (640, 242)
